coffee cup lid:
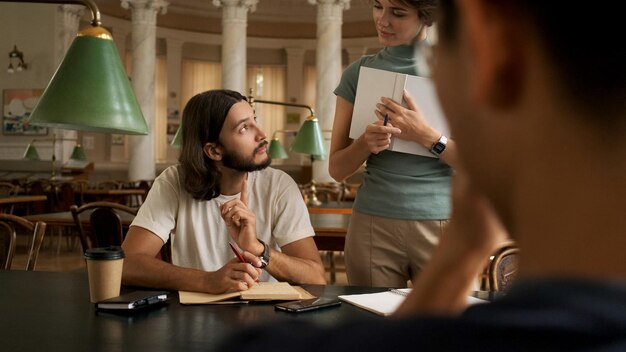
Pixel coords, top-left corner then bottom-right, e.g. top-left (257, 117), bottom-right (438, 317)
top-left (84, 246), bottom-right (125, 260)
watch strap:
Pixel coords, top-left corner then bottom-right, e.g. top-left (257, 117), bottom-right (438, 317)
top-left (257, 239), bottom-right (270, 268)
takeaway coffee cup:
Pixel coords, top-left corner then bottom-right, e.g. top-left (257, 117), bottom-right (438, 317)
top-left (84, 246), bottom-right (125, 303)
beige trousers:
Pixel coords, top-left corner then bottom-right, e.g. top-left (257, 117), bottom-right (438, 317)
top-left (344, 210), bottom-right (448, 288)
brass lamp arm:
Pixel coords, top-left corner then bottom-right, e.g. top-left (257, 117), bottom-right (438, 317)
top-left (252, 99), bottom-right (315, 117)
top-left (2, 0), bottom-right (101, 26)
top-left (247, 88), bottom-right (315, 117)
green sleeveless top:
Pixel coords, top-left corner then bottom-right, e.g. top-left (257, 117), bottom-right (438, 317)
top-left (334, 45), bottom-right (452, 220)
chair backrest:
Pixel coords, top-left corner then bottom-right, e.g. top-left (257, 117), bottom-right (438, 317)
top-left (94, 180), bottom-right (122, 190)
top-left (0, 221), bottom-right (16, 270)
top-left (0, 182), bottom-right (19, 197)
top-left (301, 182), bottom-right (345, 204)
top-left (70, 201), bottom-right (138, 251)
top-left (488, 246), bottom-right (520, 292)
top-left (0, 182), bottom-right (20, 214)
top-left (0, 213), bottom-right (46, 271)
top-left (23, 179), bottom-right (52, 214)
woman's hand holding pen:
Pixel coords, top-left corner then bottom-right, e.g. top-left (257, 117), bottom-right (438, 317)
top-left (376, 90), bottom-right (440, 148)
top-left (359, 119), bottom-right (401, 155)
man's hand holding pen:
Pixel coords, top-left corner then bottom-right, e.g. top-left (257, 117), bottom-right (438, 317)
top-left (217, 177), bottom-right (266, 292)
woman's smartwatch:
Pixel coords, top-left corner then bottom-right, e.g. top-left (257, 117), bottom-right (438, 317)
top-left (430, 135), bottom-right (448, 157)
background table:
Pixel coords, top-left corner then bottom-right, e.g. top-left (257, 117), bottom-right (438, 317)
top-left (25, 211), bottom-right (350, 252)
top-left (0, 270), bottom-right (387, 352)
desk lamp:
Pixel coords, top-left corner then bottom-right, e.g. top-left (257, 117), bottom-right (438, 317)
top-left (22, 134), bottom-right (85, 177)
top-left (1, 0), bottom-right (148, 135)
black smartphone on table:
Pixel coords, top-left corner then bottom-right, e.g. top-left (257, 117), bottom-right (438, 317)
top-left (274, 297), bottom-right (341, 313)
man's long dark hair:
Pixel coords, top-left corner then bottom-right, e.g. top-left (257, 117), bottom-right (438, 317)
top-left (178, 89), bottom-right (248, 200)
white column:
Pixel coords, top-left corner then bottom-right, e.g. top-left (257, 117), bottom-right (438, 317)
top-left (111, 27), bottom-right (130, 63)
top-left (308, 0), bottom-right (350, 183)
top-left (165, 38), bottom-right (183, 161)
top-left (110, 26), bottom-right (131, 162)
top-left (285, 47), bottom-right (306, 122)
top-left (212, 0), bottom-right (258, 93)
top-left (284, 47), bottom-right (306, 165)
top-left (122, 0), bottom-right (168, 181)
top-left (54, 5), bottom-right (84, 164)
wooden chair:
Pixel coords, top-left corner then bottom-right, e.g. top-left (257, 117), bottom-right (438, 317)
top-left (70, 201), bottom-right (138, 251)
top-left (70, 201), bottom-right (171, 263)
top-left (22, 179), bottom-right (53, 214)
top-left (300, 181), bottom-right (345, 205)
top-left (0, 213), bottom-right (47, 271)
top-left (480, 242), bottom-right (520, 292)
top-left (0, 221), bottom-right (16, 269)
top-left (0, 181), bottom-right (20, 214)
top-left (488, 246), bottom-right (520, 292)
top-left (94, 180), bottom-right (123, 190)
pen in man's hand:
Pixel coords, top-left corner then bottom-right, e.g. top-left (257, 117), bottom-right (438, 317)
top-left (228, 242), bottom-right (246, 263)
top-left (383, 113), bottom-right (388, 126)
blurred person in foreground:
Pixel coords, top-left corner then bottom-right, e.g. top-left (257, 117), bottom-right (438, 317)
top-left (218, 0), bottom-right (626, 350)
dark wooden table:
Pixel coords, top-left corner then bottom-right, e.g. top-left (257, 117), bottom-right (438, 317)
top-left (0, 194), bottom-right (47, 205)
top-left (308, 201), bottom-right (353, 214)
top-left (0, 270), bottom-right (387, 351)
top-left (0, 194), bottom-right (47, 213)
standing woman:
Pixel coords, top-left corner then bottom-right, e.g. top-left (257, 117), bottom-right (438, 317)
top-left (330, 0), bottom-right (458, 287)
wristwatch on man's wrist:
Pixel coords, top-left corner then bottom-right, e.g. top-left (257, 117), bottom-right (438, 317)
top-left (430, 135), bottom-right (448, 157)
top-left (257, 239), bottom-right (271, 268)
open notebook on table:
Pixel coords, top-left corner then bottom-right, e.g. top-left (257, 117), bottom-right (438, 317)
top-left (339, 288), bottom-right (488, 316)
top-left (179, 282), bottom-right (314, 305)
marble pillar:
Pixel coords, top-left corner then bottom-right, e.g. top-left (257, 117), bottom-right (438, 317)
top-left (122, 0), bottom-right (168, 181)
top-left (284, 47), bottom-right (306, 165)
top-left (54, 5), bottom-right (84, 164)
top-left (165, 38), bottom-right (183, 161)
top-left (212, 0), bottom-right (258, 93)
top-left (308, 0), bottom-right (350, 183)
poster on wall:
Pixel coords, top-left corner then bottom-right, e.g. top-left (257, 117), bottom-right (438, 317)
top-left (2, 89), bottom-right (47, 135)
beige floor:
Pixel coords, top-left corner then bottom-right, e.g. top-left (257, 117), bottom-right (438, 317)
top-left (13, 235), bottom-right (348, 285)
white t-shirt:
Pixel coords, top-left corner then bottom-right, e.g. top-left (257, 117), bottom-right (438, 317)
top-left (131, 165), bottom-right (315, 281)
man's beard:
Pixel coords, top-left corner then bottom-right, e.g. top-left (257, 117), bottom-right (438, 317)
top-left (221, 141), bottom-right (271, 172)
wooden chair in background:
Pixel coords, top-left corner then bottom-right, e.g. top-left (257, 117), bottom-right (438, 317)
top-left (0, 221), bottom-right (16, 269)
top-left (0, 181), bottom-right (20, 214)
top-left (70, 201), bottom-right (138, 251)
top-left (488, 246), bottom-right (520, 292)
top-left (94, 180), bottom-right (123, 190)
top-left (480, 241), bottom-right (520, 292)
top-left (0, 213), bottom-right (47, 271)
top-left (70, 201), bottom-right (171, 263)
top-left (22, 179), bottom-right (53, 214)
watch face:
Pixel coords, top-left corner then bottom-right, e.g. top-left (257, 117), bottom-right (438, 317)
top-left (432, 142), bottom-right (446, 154)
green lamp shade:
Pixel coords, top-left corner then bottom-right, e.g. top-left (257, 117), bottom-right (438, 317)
top-left (171, 124), bottom-right (183, 147)
top-left (28, 30), bottom-right (148, 135)
top-left (268, 138), bottom-right (289, 159)
top-left (70, 144), bottom-right (87, 161)
top-left (23, 144), bottom-right (40, 160)
top-left (291, 117), bottom-right (326, 157)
